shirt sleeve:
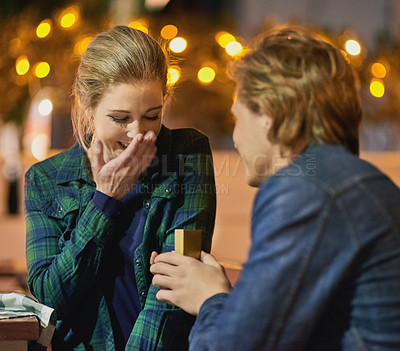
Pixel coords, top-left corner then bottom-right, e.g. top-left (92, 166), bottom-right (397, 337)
top-left (188, 175), bottom-right (352, 351)
top-left (92, 189), bottom-right (123, 218)
top-left (25, 166), bottom-right (117, 319)
top-left (127, 134), bottom-right (217, 350)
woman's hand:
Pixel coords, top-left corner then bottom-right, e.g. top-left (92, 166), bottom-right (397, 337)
top-left (91, 131), bottom-right (157, 200)
top-left (150, 251), bottom-right (232, 315)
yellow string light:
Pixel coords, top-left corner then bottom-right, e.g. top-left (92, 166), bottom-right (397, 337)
top-left (198, 67), bottom-right (216, 85)
top-left (15, 55), bottom-right (30, 75)
top-left (36, 20), bottom-right (52, 38)
top-left (34, 62), bottom-right (50, 79)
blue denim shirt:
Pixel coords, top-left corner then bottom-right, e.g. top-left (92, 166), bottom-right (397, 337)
top-left (190, 144), bottom-right (400, 351)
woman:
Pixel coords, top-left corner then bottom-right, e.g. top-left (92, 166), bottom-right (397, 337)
top-left (25, 25), bottom-right (216, 350)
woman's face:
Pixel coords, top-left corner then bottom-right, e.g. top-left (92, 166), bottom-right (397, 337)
top-left (92, 81), bottom-right (164, 163)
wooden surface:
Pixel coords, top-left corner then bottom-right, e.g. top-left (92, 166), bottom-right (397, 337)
top-left (0, 316), bottom-right (39, 341)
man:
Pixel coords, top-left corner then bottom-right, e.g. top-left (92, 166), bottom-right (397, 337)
top-left (150, 26), bottom-right (400, 350)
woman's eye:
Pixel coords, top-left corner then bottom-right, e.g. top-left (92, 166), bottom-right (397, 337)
top-left (143, 114), bottom-right (160, 121)
top-left (108, 116), bottom-right (129, 124)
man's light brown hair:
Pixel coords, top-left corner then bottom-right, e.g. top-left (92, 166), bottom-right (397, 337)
top-left (229, 26), bottom-right (362, 155)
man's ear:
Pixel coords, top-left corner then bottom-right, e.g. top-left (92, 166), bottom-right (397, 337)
top-left (263, 114), bottom-right (274, 132)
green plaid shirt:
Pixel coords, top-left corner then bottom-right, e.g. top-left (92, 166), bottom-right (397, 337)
top-left (25, 126), bottom-right (216, 350)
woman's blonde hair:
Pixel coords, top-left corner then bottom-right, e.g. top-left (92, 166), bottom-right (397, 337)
top-left (229, 26), bottom-right (362, 155)
top-left (71, 25), bottom-right (169, 150)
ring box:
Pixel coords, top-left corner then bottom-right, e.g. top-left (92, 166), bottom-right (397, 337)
top-left (174, 229), bottom-right (202, 259)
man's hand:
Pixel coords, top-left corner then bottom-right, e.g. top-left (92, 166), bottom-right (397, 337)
top-left (91, 131), bottom-right (157, 200)
top-left (150, 251), bottom-right (231, 315)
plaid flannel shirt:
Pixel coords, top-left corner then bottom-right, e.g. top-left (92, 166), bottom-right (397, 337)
top-left (25, 126), bottom-right (216, 350)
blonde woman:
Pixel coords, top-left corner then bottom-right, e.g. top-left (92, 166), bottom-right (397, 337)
top-left (25, 25), bottom-right (216, 350)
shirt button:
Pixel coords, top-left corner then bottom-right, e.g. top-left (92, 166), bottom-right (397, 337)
top-left (144, 201), bottom-right (150, 209)
top-left (135, 259), bottom-right (141, 266)
top-left (140, 291), bottom-right (147, 299)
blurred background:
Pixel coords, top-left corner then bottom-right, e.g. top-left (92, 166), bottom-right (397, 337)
top-left (0, 0), bottom-right (399, 292)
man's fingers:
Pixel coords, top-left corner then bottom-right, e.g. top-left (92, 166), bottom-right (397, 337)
top-left (155, 289), bottom-right (175, 305)
top-left (154, 252), bottom-right (194, 266)
top-left (150, 251), bottom-right (158, 265)
top-left (150, 261), bottom-right (181, 278)
top-left (201, 251), bottom-right (222, 269)
top-left (152, 271), bottom-right (176, 290)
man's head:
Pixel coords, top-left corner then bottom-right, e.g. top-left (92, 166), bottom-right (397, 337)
top-left (229, 26), bottom-right (362, 186)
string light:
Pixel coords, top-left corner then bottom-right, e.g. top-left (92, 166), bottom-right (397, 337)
top-left (59, 6), bottom-right (80, 29)
top-left (198, 67), bottom-right (216, 85)
top-left (370, 79), bottom-right (385, 98)
top-left (345, 39), bottom-right (361, 56)
top-left (129, 19), bottom-right (149, 34)
top-left (215, 32), bottom-right (236, 48)
top-left (34, 62), bottom-right (50, 79)
top-left (38, 99), bottom-right (53, 116)
top-left (15, 56), bottom-right (30, 76)
top-left (36, 20), bottom-right (52, 38)
top-left (161, 25), bottom-right (178, 40)
top-left (167, 66), bottom-right (181, 85)
top-left (169, 37), bottom-right (187, 53)
top-left (225, 41), bottom-right (243, 57)
top-left (74, 36), bottom-right (92, 55)
top-left (371, 62), bottom-right (387, 79)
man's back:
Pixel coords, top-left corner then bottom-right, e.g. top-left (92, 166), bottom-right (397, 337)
top-left (266, 144), bottom-right (400, 350)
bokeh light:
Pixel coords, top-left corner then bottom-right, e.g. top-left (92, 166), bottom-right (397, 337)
top-left (167, 66), bottom-right (181, 85)
top-left (161, 25), bottom-right (178, 39)
top-left (59, 6), bottom-right (79, 29)
top-left (74, 36), bottom-right (92, 55)
top-left (31, 134), bottom-right (50, 161)
top-left (216, 32), bottom-right (236, 48)
top-left (38, 99), bottom-right (53, 116)
top-left (36, 20), bottom-right (52, 38)
top-left (345, 40), bottom-right (361, 56)
top-left (198, 67), bottom-right (216, 85)
top-left (371, 62), bottom-right (387, 79)
top-left (34, 62), bottom-right (50, 79)
top-left (370, 79), bottom-right (385, 98)
top-left (169, 37), bottom-right (187, 53)
top-left (15, 55), bottom-right (30, 75)
top-left (129, 19), bottom-right (149, 34)
top-left (225, 41), bottom-right (243, 56)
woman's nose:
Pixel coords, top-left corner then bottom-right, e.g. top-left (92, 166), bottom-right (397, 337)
top-left (126, 120), bottom-right (144, 138)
